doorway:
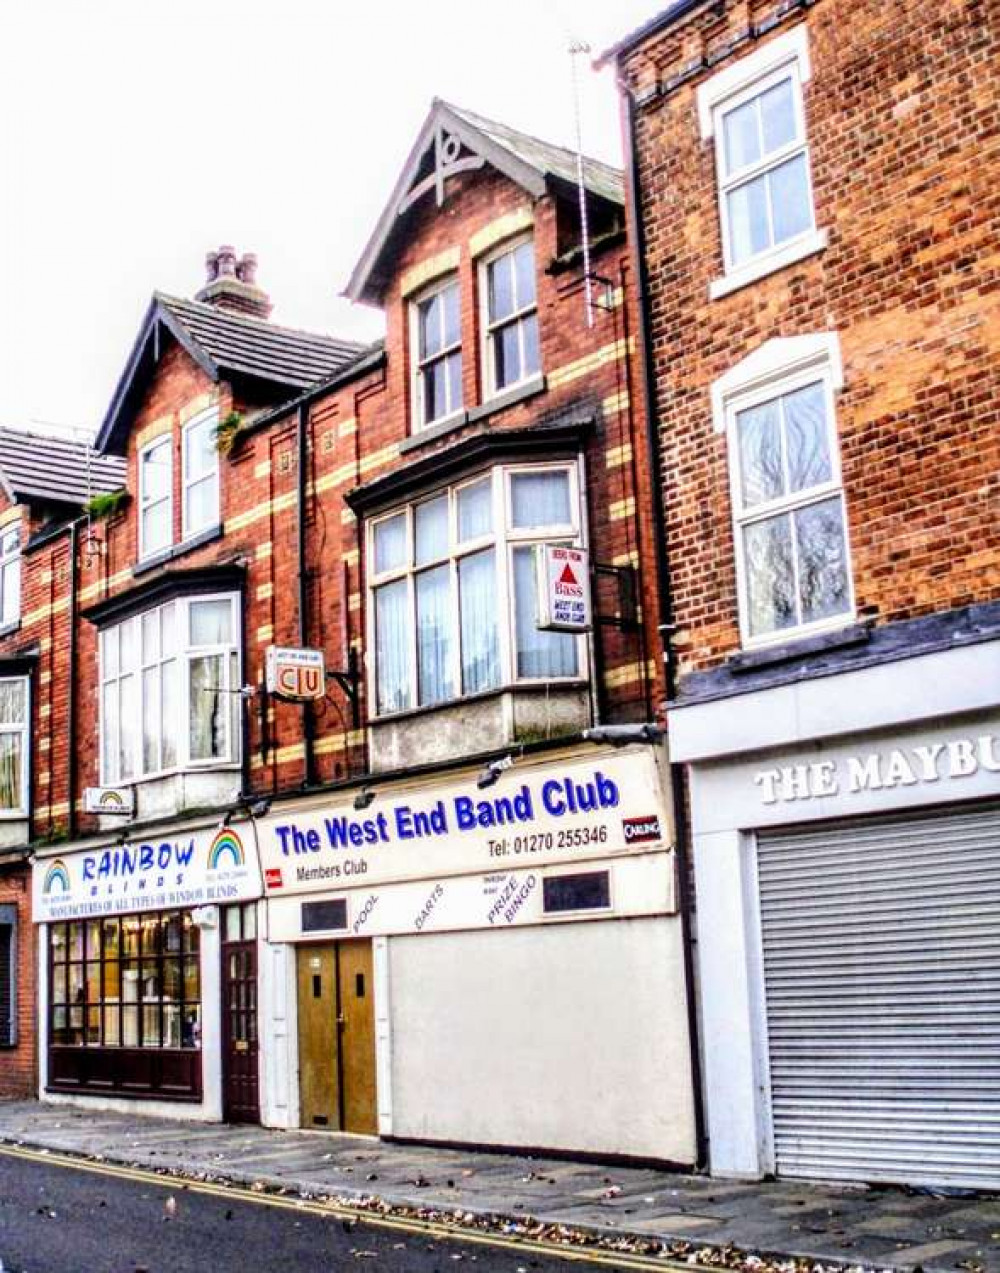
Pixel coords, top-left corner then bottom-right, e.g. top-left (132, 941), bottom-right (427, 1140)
top-left (221, 902), bottom-right (260, 1124)
top-left (296, 940), bottom-right (376, 1134)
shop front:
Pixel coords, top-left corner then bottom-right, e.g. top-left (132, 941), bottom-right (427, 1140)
top-left (669, 635), bottom-right (1000, 1189)
top-left (255, 745), bottom-right (697, 1164)
top-left (33, 818), bottom-right (263, 1121)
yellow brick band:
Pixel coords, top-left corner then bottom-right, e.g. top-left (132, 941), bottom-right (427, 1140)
top-left (469, 207), bottom-right (533, 258)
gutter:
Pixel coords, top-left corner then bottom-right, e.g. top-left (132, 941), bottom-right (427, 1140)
top-left (621, 84), bottom-right (708, 1169)
top-left (297, 402), bottom-right (317, 788)
top-left (67, 521), bottom-right (79, 839)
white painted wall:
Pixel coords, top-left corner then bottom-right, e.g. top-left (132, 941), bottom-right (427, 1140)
top-left (259, 937), bottom-right (299, 1129)
top-left (387, 917), bottom-right (696, 1163)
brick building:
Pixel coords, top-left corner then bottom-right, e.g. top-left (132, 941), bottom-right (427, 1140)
top-left (605, 0), bottom-right (1000, 1187)
top-left (0, 430), bottom-right (125, 1095)
top-left (26, 106), bottom-right (698, 1160)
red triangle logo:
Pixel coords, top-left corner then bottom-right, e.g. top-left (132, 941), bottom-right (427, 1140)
top-left (558, 563), bottom-right (578, 585)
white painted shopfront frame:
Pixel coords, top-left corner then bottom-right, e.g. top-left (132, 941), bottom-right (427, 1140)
top-left (670, 638), bottom-right (1000, 1178)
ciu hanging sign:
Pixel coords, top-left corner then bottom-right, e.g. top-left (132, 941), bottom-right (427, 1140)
top-left (265, 646), bottom-right (326, 701)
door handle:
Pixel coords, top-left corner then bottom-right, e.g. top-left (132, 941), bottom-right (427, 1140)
top-left (337, 1014), bottom-right (345, 1026)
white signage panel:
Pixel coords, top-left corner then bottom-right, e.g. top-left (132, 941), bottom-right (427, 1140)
top-left (535, 545), bottom-right (591, 632)
top-left (83, 786), bottom-right (135, 816)
top-left (33, 823), bottom-right (263, 924)
top-left (267, 850), bottom-right (676, 942)
top-left (265, 646), bottom-right (326, 701)
top-left (258, 749), bottom-right (670, 897)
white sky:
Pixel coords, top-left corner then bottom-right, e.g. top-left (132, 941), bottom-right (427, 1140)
top-left (0, 0), bottom-right (654, 441)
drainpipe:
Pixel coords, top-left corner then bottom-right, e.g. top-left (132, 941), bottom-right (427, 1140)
top-left (66, 520), bottom-right (79, 839)
top-left (622, 82), bottom-right (707, 1168)
top-left (297, 402), bottom-right (317, 787)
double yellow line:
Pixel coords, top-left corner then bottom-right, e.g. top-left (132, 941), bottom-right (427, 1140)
top-left (0, 1143), bottom-right (685, 1271)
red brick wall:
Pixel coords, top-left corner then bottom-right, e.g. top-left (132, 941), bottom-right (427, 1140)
top-left (0, 866), bottom-right (35, 1098)
top-left (619, 0), bottom-right (1000, 679)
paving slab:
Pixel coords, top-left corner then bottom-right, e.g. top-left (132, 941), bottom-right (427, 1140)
top-left (1, 1100), bottom-right (999, 1271)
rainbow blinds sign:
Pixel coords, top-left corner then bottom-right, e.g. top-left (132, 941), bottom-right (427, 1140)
top-left (33, 823), bottom-right (262, 922)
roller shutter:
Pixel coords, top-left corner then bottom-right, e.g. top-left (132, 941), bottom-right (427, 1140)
top-left (757, 802), bottom-right (1000, 1189)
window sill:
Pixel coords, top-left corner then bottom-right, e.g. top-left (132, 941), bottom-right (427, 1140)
top-left (0, 810), bottom-right (27, 822)
top-left (133, 525), bottom-right (223, 577)
top-left (728, 619), bottom-right (870, 674)
top-left (709, 229), bottom-right (828, 301)
top-left (0, 620), bottom-right (21, 641)
top-left (468, 373), bottom-right (546, 424)
top-left (400, 409), bottom-right (470, 454)
top-left (370, 677), bottom-right (588, 726)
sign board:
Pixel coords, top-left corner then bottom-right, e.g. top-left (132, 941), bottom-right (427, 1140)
top-left (535, 545), bottom-right (591, 632)
top-left (267, 851), bottom-right (677, 943)
top-left (33, 822), bottom-right (263, 924)
top-left (265, 646), bottom-right (326, 701)
top-left (83, 786), bottom-right (135, 816)
top-left (257, 749), bottom-right (671, 898)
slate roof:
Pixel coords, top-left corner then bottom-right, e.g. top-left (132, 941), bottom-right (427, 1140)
top-left (155, 294), bottom-right (367, 389)
top-left (0, 427), bottom-right (126, 507)
top-left (444, 102), bottom-right (625, 206)
top-left (346, 98), bottom-right (625, 303)
top-left (96, 294), bottom-right (368, 454)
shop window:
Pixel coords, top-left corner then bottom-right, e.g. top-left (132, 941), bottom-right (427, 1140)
top-left (0, 525), bottom-right (21, 629)
top-left (0, 677), bottom-right (28, 816)
top-left (411, 276), bottom-right (463, 429)
top-left (481, 238), bottom-right (540, 396)
top-left (713, 334), bottom-right (853, 645)
top-left (182, 408), bottom-right (220, 540)
top-left (138, 436), bottom-right (173, 560)
top-left (48, 911), bottom-right (201, 1050)
top-left (368, 464), bottom-right (583, 716)
top-left (99, 594), bottom-right (241, 784)
top-left (0, 905), bottom-right (16, 1047)
top-left (696, 25), bottom-right (827, 298)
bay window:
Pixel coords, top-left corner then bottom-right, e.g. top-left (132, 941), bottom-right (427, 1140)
top-left (369, 465), bottom-right (582, 716)
top-left (0, 677), bottom-right (28, 815)
top-left (412, 277), bottom-right (463, 429)
top-left (182, 409), bottom-right (220, 539)
top-left (482, 238), bottom-right (540, 395)
top-left (100, 594), bottom-right (240, 784)
top-left (138, 436), bottom-right (173, 560)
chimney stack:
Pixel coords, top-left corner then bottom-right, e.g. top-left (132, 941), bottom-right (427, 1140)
top-left (195, 244), bottom-right (272, 319)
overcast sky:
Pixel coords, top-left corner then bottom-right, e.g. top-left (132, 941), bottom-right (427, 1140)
top-left (0, 0), bottom-right (654, 442)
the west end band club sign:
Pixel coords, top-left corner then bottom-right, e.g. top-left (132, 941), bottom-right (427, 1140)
top-left (33, 825), bottom-right (263, 923)
top-left (259, 751), bottom-right (669, 896)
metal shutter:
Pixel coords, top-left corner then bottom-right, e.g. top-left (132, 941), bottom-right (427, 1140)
top-left (757, 801), bottom-right (1000, 1189)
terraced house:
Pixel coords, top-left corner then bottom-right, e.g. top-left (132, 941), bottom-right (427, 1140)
top-left (28, 103), bottom-right (698, 1163)
top-left (604, 0), bottom-right (1000, 1190)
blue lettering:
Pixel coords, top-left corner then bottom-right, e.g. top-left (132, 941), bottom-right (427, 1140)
top-left (541, 779), bottom-right (566, 816)
top-left (83, 857), bottom-right (95, 881)
top-left (454, 796), bottom-right (476, 830)
top-left (139, 844), bottom-right (154, 871)
top-left (176, 840), bottom-right (195, 867)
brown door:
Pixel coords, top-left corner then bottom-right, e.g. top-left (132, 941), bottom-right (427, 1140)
top-left (221, 903), bottom-right (260, 1124)
top-left (296, 940), bottom-right (376, 1134)
top-left (297, 945), bottom-right (340, 1129)
top-left (337, 939), bottom-right (377, 1135)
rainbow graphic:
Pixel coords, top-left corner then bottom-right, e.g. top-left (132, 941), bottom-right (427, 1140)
top-left (208, 827), bottom-right (245, 870)
top-left (42, 859), bottom-right (71, 895)
top-left (98, 790), bottom-right (126, 811)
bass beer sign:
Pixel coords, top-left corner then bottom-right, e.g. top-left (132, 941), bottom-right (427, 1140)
top-left (535, 545), bottom-right (591, 632)
top-left (265, 646), bottom-right (326, 701)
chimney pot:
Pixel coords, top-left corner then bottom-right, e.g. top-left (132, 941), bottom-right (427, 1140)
top-left (205, 250), bottom-right (219, 283)
top-left (195, 244), bottom-right (272, 320)
top-left (237, 252), bottom-right (258, 286)
top-left (217, 245), bottom-right (237, 277)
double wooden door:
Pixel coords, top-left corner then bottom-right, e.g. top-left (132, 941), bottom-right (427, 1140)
top-left (297, 940), bottom-right (376, 1135)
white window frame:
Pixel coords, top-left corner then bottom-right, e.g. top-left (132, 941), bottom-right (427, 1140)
top-left (99, 592), bottom-right (241, 785)
top-left (181, 408), bottom-right (221, 541)
top-left (138, 435), bottom-right (174, 561)
top-left (366, 463), bottom-right (585, 718)
top-left (0, 524), bottom-right (21, 629)
top-left (0, 676), bottom-right (29, 818)
top-left (697, 25), bottom-right (827, 299)
top-left (714, 334), bottom-right (854, 648)
top-left (479, 235), bottom-right (542, 400)
top-left (410, 275), bottom-right (464, 432)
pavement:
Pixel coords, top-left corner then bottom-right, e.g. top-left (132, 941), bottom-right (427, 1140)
top-left (0, 1100), bottom-right (997, 1272)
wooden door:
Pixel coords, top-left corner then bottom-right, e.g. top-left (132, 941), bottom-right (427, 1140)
top-left (221, 903), bottom-right (260, 1124)
top-left (297, 945), bottom-right (339, 1129)
top-left (337, 940), bottom-right (377, 1135)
